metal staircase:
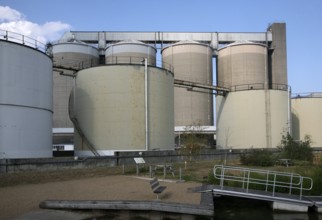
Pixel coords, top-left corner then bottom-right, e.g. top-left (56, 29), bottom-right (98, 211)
top-left (68, 90), bottom-right (100, 157)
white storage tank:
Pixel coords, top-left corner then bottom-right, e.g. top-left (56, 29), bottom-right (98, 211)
top-left (292, 93), bottom-right (322, 147)
top-left (52, 42), bottom-right (99, 136)
top-left (0, 40), bottom-right (53, 158)
top-left (52, 41), bottom-right (99, 69)
top-left (216, 42), bottom-right (289, 149)
top-left (216, 90), bottom-right (289, 149)
top-left (161, 41), bottom-right (213, 127)
top-left (105, 40), bottom-right (157, 66)
top-left (72, 65), bottom-right (174, 156)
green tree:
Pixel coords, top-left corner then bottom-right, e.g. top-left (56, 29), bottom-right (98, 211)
top-left (278, 132), bottom-right (313, 162)
top-left (179, 121), bottom-right (206, 166)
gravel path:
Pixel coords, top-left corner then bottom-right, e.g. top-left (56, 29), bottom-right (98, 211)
top-left (0, 175), bottom-right (201, 220)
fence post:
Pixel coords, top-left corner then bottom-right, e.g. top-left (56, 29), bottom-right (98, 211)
top-left (136, 164), bottom-right (139, 176)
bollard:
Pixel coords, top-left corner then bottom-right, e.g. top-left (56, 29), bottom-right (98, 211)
top-left (163, 166), bottom-right (166, 179)
top-left (149, 165), bottom-right (152, 178)
top-left (179, 167), bottom-right (182, 181)
top-left (122, 164), bottom-right (125, 175)
top-left (136, 164), bottom-right (139, 176)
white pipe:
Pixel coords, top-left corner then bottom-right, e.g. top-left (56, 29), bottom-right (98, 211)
top-left (288, 86), bottom-right (292, 134)
top-left (144, 58), bottom-right (148, 151)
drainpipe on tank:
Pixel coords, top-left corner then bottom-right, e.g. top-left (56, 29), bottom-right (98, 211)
top-left (288, 86), bottom-right (292, 134)
top-left (144, 58), bottom-right (149, 151)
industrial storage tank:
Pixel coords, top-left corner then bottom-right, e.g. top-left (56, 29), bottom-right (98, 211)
top-left (105, 40), bottom-right (156, 66)
top-left (292, 93), bottom-right (322, 148)
top-left (52, 41), bottom-right (99, 69)
top-left (161, 41), bottom-right (213, 127)
top-left (216, 90), bottom-right (289, 149)
top-left (52, 42), bottom-right (99, 145)
top-left (216, 42), bottom-right (289, 149)
top-left (0, 40), bottom-right (53, 158)
top-left (217, 42), bottom-right (268, 90)
top-left (72, 65), bottom-right (174, 156)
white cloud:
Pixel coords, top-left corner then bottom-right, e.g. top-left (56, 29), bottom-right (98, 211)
top-left (0, 6), bottom-right (23, 22)
top-left (0, 6), bottom-right (71, 43)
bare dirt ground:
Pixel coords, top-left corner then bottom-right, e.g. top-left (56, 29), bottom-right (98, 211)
top-left (0, 167), bottom-right (203, 220)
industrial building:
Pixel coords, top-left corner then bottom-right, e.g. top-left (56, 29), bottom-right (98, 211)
top-left (0, 23), bottom-right (321, 158)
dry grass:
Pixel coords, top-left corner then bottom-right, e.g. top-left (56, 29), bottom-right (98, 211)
top-left (0, 160), bottom-right (229, 188)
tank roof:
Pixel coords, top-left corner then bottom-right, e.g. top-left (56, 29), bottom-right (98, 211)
top-left (161, 40), bottom-right (212, 52)
top-left (218, 41), bottom-right (267, 51)
top-left (106, 40), bottom-right (156, 50)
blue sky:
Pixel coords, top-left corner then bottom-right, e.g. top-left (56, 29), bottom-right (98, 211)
top-left (0, 0), bottom-right (321, 94)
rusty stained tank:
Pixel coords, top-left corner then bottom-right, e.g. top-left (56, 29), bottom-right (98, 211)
top-left (161, 40), bottom-right (213, 127)
top-left (217, 42), bottom-right (268, 91)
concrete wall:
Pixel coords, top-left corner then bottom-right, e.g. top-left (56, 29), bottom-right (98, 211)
top-left (216, 90), bottom-right (289, 149)
top-left (292, 96), bottom-right (322, 147)
top-left (269, 23), bottom-right (288, 86)
top-left (0, 149), bottom-right (239, 174)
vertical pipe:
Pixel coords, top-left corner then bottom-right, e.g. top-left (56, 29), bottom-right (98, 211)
top-left (288, 86), bottom-right (292, 134)
top-left (144, 58), bottom-right (149, 151)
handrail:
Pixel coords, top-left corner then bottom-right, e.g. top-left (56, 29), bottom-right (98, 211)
top-left (213, 165), bottom-right (313, 200)
top-left (0, 29), bottom-right (47, 53)
top-left (292, 92), bottom-right (322, 98)
top-left (216, 82), bottom-right (290, 92)
top-left (106, 55), bottom-right (174, 73)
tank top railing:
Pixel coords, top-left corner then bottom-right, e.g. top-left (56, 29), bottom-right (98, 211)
top-left (217, 82), bottom-right (290, 92)
top-left (0, 29), bottom-right (47, 53)
top-left (292, 92), bottom-right (322, 98)
top-left (105, 56), bottom-right (174, 73)
top-left (53, 57), bottom-right (98, 70)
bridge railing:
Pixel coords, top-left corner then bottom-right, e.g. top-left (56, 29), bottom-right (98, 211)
top-left (213, 165), bottom-right (313, 200)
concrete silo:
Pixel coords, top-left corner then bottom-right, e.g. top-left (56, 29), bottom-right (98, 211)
top-left (216, 42), bottom-right (289, 149)
top-left (0, 40), bottom-right (53, 158)
top-left (72, 65), bottom-right (174, 156)
top-left (52, 42), bottom-right (99, 145)
top-left (105, 40), bottom-right (156, 66)
top-left (161, 41), bottom-right (213, 127)
top-left (217, 42), bottom-right (268, 90)
top-left (292, 93), bottom-right (322, 148)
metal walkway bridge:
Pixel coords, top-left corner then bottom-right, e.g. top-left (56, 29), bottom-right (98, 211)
top-left (201, 165), bottom-right (322, 212)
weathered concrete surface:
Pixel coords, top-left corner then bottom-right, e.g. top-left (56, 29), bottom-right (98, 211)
top-left (272, 201), bottom-right (308, 212)
top-left (39, 200), bottom-right (214, 216)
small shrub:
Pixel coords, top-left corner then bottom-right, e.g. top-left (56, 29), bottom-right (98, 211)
top-left (240, 149), bottom-right (275, 166)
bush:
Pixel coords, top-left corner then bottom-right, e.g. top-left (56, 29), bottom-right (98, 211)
top-left (240, 148), bottom-right (275, 166)
top-left (278, 133), bottom-right (313, 163)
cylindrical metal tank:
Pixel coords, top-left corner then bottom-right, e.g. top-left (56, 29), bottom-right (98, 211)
top-left (105, 40), bottom-right (156, 66)
top-left (72, 65), bottom-right (174, 156)
top-left (52, 41), bottom-right (99, 69)
top-left (52, 42), bottom-right (99, 139)
top-left (292, 93), bottom-right (322, 148)
top-left (217, 42), bottom-right (267, 90)
top-left (0, 40), bottom-right (53, 158)
top-left (161, 41), bottom-right (213, 127)
top-left (216, 90), bottom-right (289, 149)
